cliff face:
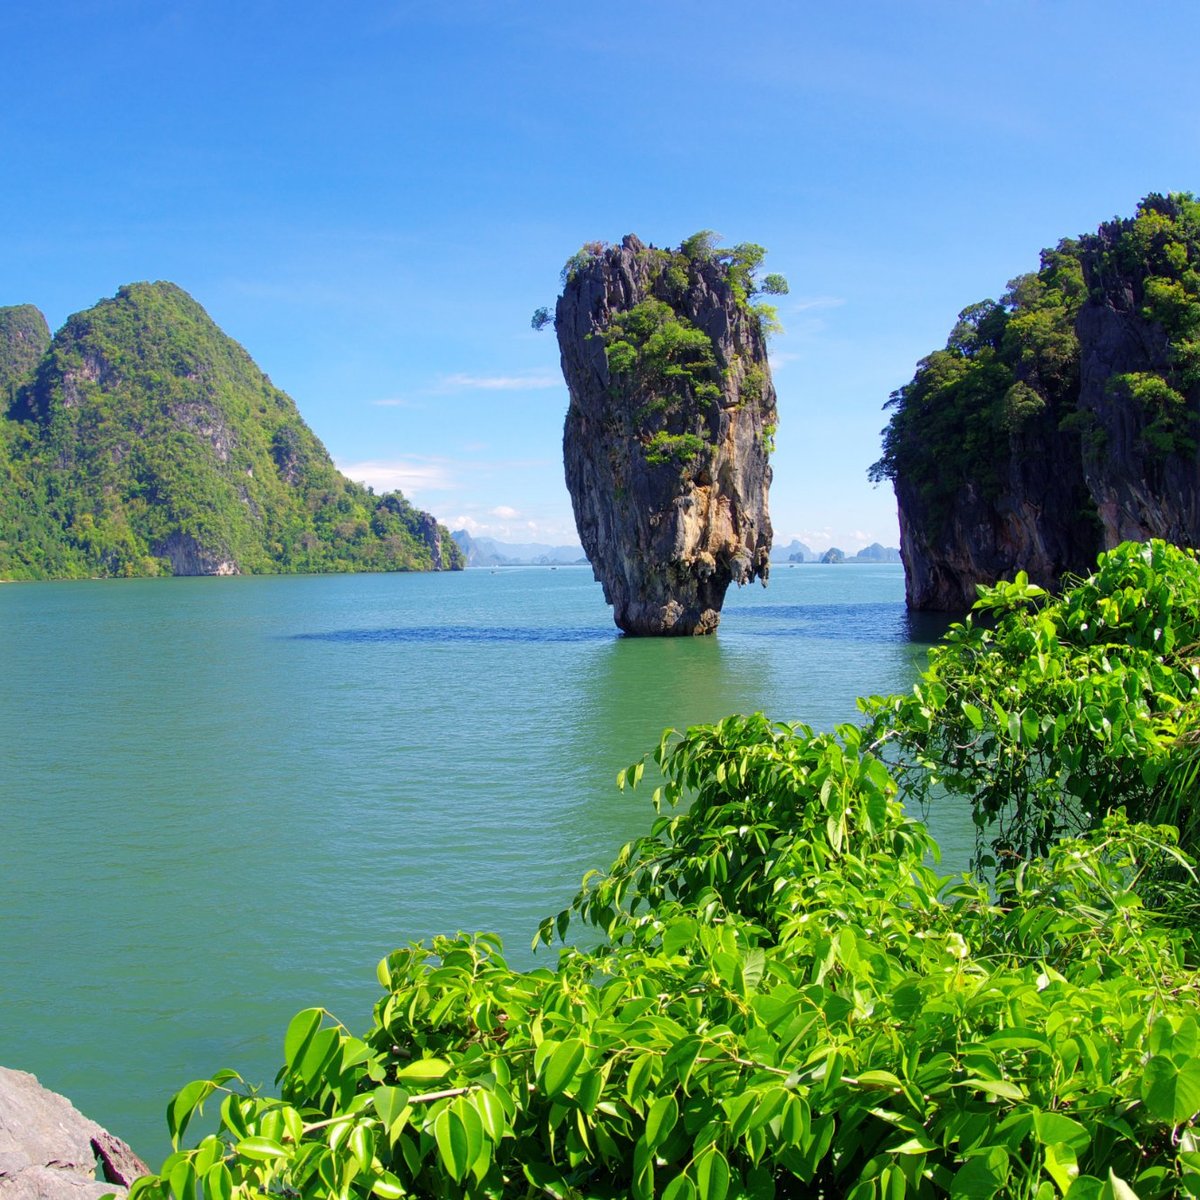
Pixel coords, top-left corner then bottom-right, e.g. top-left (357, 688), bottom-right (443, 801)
top-left (0, 282), bottom-right (464, 579)
top-left (891, 405), bottom-right (1101, 610)
top-left (875, 193), bottom-right (1200, 609)
top-left (557, 235), bottom-right (777, 634)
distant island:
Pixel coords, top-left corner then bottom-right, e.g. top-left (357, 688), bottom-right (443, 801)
top-left (451, 530), bottom-right (587, 567)
top-left (770, 539), bottom-right (900, 564)
top-left (0, 283), bottom-right (462, 579)
top-left (452, 532), bottom-right (901, 568)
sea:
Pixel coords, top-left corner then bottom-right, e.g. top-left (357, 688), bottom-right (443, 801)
top-left (0, 562), bottom-right (966, 1162)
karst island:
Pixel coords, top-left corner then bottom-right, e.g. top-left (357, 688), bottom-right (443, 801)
top-left (547, 232), bottom-right (786, 635)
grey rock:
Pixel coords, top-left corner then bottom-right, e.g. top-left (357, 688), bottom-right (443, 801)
top-left (0, 1067), bottom-right (148, 1200)
top-left (557, 235), bottom-right (776, 634)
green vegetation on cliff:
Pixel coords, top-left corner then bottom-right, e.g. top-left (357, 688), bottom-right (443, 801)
top-left (0, 304), bottom-right (50, 399)
top-left (580, 234), bottom-right (786, 474)
top-left (0, 282), bottom-right (462, 578)
top-left (869, 242), bottom-right (1087, 523)
top-left (134, 542), bottom-right (1200, 1200)
top-left (870, 192), bottom-right (1200, 531)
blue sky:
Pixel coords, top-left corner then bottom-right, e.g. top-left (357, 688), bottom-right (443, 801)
top-left (3, 1), bottom-right (1198, 551)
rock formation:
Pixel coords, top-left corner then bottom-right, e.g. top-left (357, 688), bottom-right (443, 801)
top-left (556, 235), bottom-right (778, 634)
top-left (874, 193), bottom-right (1200, 609)
top-left (0, 1067), bottom-right (148, 1199)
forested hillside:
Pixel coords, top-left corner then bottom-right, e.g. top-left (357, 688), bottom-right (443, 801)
top-left (0, 283), bottom-right (462, 578)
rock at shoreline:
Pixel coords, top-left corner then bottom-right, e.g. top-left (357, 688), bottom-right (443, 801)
top-left (556, 234), bottom-right (778, 635)
top-left (0, 1067), bottom-right (148, 1199)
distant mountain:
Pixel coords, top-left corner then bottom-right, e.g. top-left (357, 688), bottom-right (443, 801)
top-left (849, 542), bottom-right (902, 563)
top-left (770, 538), bottom-right (814, 563)
top-left (0, 283), bottom-right (463, 578)
top-left (452, 530), bottom-right (587, 567)
top-left (820, 547), bottom-right (846, 564)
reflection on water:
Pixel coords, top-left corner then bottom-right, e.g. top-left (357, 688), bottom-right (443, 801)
top-left (292, 624), bottom-right (614, 645)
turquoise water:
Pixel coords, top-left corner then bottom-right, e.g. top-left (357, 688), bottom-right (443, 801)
top-left (0, 564), bottom-right (960, 1161)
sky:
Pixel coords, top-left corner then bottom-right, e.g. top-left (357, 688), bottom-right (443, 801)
top-left (2, 1), bottom-right (1198, 552)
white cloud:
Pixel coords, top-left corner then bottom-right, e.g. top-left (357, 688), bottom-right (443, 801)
top-left (790, 295), bottom-right (846, 313)
top-left (336, 458), bottom-right (457, 495)
top-left (449, 511), bottom-right (579, 544)
top-left (436, 371), bottom-right (560, 392)
top-left (490, 505), bottom-right (520, 519)
top-left (370, 397), bottom-right (412, 408)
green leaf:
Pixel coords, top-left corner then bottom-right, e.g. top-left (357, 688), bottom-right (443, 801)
top-left (890, 1133), bottom-right (937, 1155)
top-left (856, 1070), bottom-right (904, 1091)
top-left (168, 1080), bottom-right (214, 1149)
top-left (235, 1136), bottom-right (288, 1161)
top-left (470, 1088), bottom-right (508, 1142)
top-left (633, 1139), bottom-right (654, 1200)
top-left (542, 1038), bottom-right (587, 1099)
top-left (962, 701), bottom-right (984, 729)
top-left (954, 1077), bottom-right (1025, 1101)
top-left (349, 1122), bottom-right (375, 1168)
top-left (205, 1163), bottom-right (232, 1200)
top-left (1141, 1054), bottom-right (1200, 1123)
top-left (298, 1026), bottom-right (340, 1084)
top-left (454, 1099), bottom-right (487, 1177)
top-left (433, 1107), bottom-right (470, 1182)
top-left (663, 1036), bottom-right (704, 1090)
top-left (283, 1007), bottom-right (323, 1071)
top-left (663, 917), bottom-right (698, 957)
top-left (372, 1086), bottom-right (410, 1139)
top-left (645, 1093), bottom-right (679, 1151)
top-left (371, 1173), bottom-right (406, 1199)
top-left (168, 1159), bottom-right (196, 1200)
top-left (626, 1052), bottom-right (657, 1108)
top-left (663, 1175), bottom-right (698, 1200)
top-left (394, 1057), bottom-right (452, 1084)
top-left (951, 1147), bottom-right (1009, 1199)
top-left (741, 948), bottom-right (766, 991)
top-left (1102, 1169), bottom-right (1140, 1200)
top-left (1033, 1110), bottom-right (1090, 1153)
top-left (1044, 1141), bottom-right (1080, 1195)
top-left (523, 1161), bottom-right (572, 1199)
top-left (696, 1147), bottom-right (731, 1200)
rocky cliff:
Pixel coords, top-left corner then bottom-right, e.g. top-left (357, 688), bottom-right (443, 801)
top-left (556, 234), bottom-right (779, 634)
top-left (874, 193), bottom-right (1200, 609)
top-left (0, 1066), bottom-right (148, 1198)
top-left (0, 282), bottom-right (464, 579)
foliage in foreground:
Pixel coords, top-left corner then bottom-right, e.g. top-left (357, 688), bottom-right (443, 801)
top-left (132, 707), bottom-right (1200, 1197)
top-left (864, 539), bottom-right (1200, 871)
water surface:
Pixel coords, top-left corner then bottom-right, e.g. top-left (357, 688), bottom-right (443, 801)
top-left (0, 563), bottom-right (960, 1159)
